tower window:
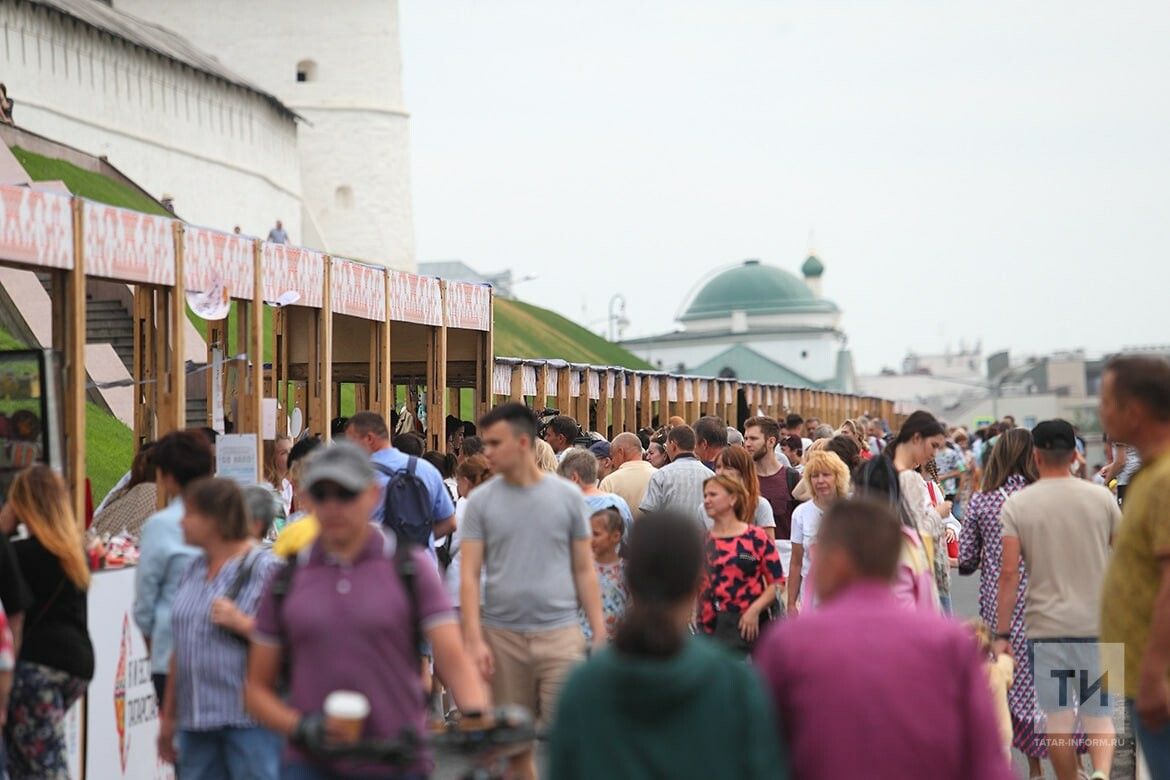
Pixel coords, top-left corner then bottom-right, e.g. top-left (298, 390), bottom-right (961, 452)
top-left (335, 185), bottom-right (353, 209)
top-left (801, 350), bottom-right (809, 359)
top-left (296, 59), bottom-right (317, 82)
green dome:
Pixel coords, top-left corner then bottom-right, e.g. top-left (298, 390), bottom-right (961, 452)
top-left (801, 254), bottom-right (825, 278)
top-left (680, 259), bottom-right (837, 322)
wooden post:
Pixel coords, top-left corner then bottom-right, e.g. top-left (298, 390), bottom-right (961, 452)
top-left (305, 309), bottom-right (320, 437)
top-left (425, 282), bottom-right (449, 451)
top-left (556, 366), bottom-right (571, 417)
top-left (597, 369), bottom-right (610, 438)
top-left (367, 321), bottom-right (380, 416)
top-left (728, 381), bottom-right (740, 428)
top-left (576, 370), bottom-right (592, 431)
top-left (659, 376), bottom-right (670, 427)
top-left (133, 286), bottom-right (154, 444)
top-left (474, 304), bottom-right (492, 421)
top-left (624, 372), bottom-right (637, 433)
top-left (170, 225), bottom-right (187, 434)
top-left (510, 365), bottom-right (523, 403)
top-left (251, 241), bottom-right (265, 472)
top-left (320, 258), bottom-right (334, 441)
top-left (64, 200), bottom-right (86, 524)
top-left (156, 281), bottom-right (175, 435)
top-left (380, 272), bottom-right (394, 422)
top-left (638, 375), bottom-right (652, 430)
top-left (611, 371), bottom-right (625, 434)
top-left (273, 308), bottom-right (288, 435)
top-left (536, 363), bottom-right (550, 410)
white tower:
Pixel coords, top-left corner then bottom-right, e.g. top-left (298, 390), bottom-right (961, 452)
top-left (114, 0), bottom-right (416, 270)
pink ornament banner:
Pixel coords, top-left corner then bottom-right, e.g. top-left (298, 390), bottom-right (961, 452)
top-left (445, 281), bottom-right (491, 331)
top-left (388, 271), bottom-right (443, 326)
top-left (0, 186), bottom-right (73, 269)
top-left (184, 226), bottom-right (253, 299)
top-left (330, 259), bottom-right (386, 321)
top-left (82, 201), bottom-right (174, 285)
top-left (262, 244), bottom-right (325, 308)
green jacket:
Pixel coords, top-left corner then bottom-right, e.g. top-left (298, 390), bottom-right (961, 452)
top-left (549, 637), bottom-right (789, 779)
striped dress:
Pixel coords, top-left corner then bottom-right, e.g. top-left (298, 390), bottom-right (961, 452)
top-left (959, 475), bottom-right (1046, 757)
top-left (171, 548), bottom-right (279, 731)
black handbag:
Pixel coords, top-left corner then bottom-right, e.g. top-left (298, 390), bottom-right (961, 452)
top-left (712, 604), bottom-right (773, 654)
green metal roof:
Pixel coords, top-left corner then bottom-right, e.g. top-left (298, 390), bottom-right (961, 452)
top-left (680, 260), bottom-right (837, 322)
top-left (801, 254), bottom-right (825, 278)
top-left (689, 344), bottom-right (823, 388)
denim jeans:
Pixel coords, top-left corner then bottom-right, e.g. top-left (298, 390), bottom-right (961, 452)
top-left (179, 726), bottom-right (282, 780)
top-left (1130, 700), bottom-right (1170, 780)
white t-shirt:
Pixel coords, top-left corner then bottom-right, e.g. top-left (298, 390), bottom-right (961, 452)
top-left (789, 501), bottom-right (824, 579)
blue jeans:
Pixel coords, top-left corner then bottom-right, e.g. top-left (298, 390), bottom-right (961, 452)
top-left (1130, 700), bottom-right (1170, 780)
top-left (282, 762), bottom-right (426, 780)
top-left (179, 727), bottom-right (282, 780)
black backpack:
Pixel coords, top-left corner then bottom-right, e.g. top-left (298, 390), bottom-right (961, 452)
top-left (374, 457), bottom-right (435, 546)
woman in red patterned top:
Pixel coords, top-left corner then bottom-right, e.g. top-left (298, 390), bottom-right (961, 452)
top-left (698, 473), bottom-right (784, 652)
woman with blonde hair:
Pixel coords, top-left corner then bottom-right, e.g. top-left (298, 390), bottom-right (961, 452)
top-left (787, 450), bottom-right (850, 614)
top-left (534, 438), bottom-right (560, 473)
top-left (698, 473), bottom-right (783, 653)
top-left (1, 466), bottom-right (93, 778)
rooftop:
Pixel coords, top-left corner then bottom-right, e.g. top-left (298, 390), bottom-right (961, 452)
top-left (679, 259), bottom-right (838, 322)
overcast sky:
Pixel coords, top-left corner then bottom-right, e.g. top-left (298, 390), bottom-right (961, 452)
top-left (400, 1), bottom-right (1170, 373)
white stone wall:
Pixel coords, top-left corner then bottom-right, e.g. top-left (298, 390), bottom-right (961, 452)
top-left (0, 3), bottom-right (303, 238)
top-left (115, 0), bottom-right (416, 269)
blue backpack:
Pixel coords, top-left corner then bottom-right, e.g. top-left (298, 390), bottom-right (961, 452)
top-left (374, 457), bottom-right (435, 546)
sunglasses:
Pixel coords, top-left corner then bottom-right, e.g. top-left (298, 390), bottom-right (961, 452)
top-left (309, 483), bottom-right (361, 504)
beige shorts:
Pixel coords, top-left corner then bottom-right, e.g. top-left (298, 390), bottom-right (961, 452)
top-left (483, 624), bottom-right (585, 728)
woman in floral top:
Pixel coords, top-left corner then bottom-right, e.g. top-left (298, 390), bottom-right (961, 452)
top-left (581, 508), bottom-right (628, 642)
top-left (959, 428), bottom-right (1045, 773)
top-left (698, 474), bottom-right (784, 652)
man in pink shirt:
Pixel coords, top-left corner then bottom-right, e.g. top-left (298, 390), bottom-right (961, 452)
top-left (755, 499), bottom-right (1013, 780)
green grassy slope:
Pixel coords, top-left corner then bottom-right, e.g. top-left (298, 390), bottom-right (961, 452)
top-left (10, 147), bottom-right (171, 216)
top-left (494, 298), bottom-right (652, 369)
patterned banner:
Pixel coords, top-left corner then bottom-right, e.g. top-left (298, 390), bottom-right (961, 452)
top-left (522, 366), bottom-right (537, 397)
top-left (83, 201), bottom-right (174, 285)
top-left (0, 186), bottom-right (73, 269)
top-left (184, 226), bottom-right (253, 299)
top-left (330, 259), bottom-right (386, 320)
top-left (545, 368), bottom-right (559, 397)
top-left (668, 378), bottom-right (678, 403)
top-left (262, 243), bottom-right (325, 308)
top-left (388, 271), bottom-right (443, 326)
top-left (493, 364), bottom-right (513, 396)
top-left (606, 371), bottom-right (616, 397)
top-left (587, 371), bottom-right (600, 400)
top-left (445, 281), bottom-right (491, 331)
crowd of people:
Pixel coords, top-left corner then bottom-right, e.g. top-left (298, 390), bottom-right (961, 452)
top-left (0, 355), bottom-right (1163, 778)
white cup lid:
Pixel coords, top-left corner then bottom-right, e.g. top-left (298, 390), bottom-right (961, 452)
top-left (324, 690), bottom-right (370, 719)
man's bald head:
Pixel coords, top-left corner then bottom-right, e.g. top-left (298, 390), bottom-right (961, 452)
top-left (610, 432), bottom-right (644, 466)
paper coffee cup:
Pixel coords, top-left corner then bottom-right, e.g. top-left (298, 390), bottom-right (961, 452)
top-left (324, 691), bottom-right (370, 744)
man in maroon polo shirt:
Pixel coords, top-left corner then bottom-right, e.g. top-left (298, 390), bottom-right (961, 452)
top-left (245, 444), bottom-right (488, 779)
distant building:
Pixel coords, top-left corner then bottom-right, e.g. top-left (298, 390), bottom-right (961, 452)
top-left (862, 344), bottom-right (1170, 443)
top-left (5, 0), bottom-right (416, 268)
top-left (417, 261), bottom-right (523, 299)
top-left (619, 256), bottom-right (856, 391)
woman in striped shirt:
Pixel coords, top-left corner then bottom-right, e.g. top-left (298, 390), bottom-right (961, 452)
top-left (158, 478), bottom-right (281, 780)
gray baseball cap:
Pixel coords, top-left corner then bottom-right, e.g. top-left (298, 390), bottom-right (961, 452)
top-left (303, 442), bottom-right (376, 493)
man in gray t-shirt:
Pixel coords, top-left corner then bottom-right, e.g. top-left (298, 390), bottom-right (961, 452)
top-left (461, 403), bottom-right (604, 778)
top-left (462, 473), bottom-right (592, 630)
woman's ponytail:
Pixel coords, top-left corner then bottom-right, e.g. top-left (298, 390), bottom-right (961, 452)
top-left (613, 511), bottom-right (705, 660)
